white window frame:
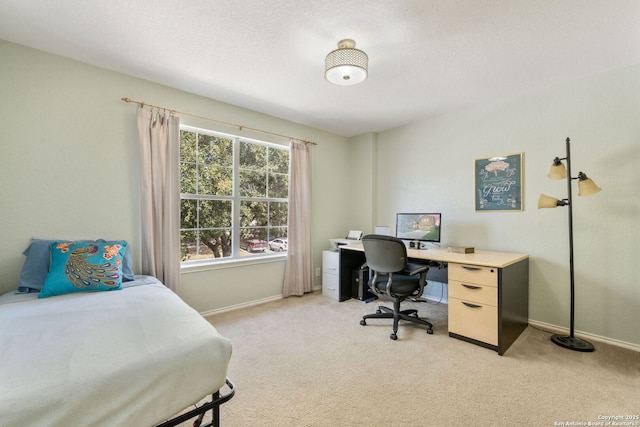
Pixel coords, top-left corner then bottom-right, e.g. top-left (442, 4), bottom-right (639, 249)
top-left (179, 125), bottom-right (289, 270)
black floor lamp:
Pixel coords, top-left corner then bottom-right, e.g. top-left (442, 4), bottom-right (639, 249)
top-left (538, 137), bottom-right (601, 352)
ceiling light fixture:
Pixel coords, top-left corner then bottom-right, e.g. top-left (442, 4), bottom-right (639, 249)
top-left (325, 39), bottom-right (368, 86)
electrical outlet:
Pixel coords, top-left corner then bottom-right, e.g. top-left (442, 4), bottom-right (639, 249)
top-left (315, 267), bottom-right (321, 277)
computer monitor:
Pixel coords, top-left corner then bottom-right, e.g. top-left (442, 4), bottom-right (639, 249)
top-left (395, 213), bottom-right (441, 243)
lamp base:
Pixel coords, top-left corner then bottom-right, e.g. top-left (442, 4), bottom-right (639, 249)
top-left (551, 334), bottom-right (594, 352)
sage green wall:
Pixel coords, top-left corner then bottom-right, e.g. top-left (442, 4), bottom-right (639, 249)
top-left (0, 40), bottom-right (350, 310)
top-left (346, 132), bottom-right (378, 233)
top-left (372, 64), bottom-right (640, 347)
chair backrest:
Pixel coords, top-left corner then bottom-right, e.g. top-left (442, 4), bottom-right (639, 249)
top-left (361, 234), bottom-right (408, 274)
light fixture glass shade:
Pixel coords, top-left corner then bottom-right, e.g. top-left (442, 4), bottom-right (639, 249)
top-left (548, 162), bottom-right (567, 180)
top-left (538, 194), bottom-right (560, 209)
top-left (325, 39), bottom-right (368, 86)
top-left (577, 177), bottom-right (601, 196)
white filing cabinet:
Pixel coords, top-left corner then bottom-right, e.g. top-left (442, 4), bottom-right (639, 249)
top-left (322, 250), bottom-right (340, 300)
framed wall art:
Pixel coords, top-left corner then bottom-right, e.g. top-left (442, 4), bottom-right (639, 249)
top-left (475, 153), bottom-right (523, 211)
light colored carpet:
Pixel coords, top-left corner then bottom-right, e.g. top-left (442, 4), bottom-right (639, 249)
top-left (182, 292), bottom-right (639, 427)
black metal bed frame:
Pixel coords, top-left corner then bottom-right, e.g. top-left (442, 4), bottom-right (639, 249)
top-left (155, 379), bottom-right (235, 427)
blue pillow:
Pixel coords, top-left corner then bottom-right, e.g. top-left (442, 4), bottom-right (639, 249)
top-left (39, 241), bottom-right (128, 298)
top-left (17, 238), bottom-right (135, 293)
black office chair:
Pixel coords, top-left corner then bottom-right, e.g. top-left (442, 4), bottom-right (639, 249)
top-left (359, 234), bottom-right (433, 340)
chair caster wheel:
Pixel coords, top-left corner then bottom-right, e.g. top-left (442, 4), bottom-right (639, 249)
top-left (360, 319), bottom-right (366, 326)
top-left (390, 333), bottom-right (397, 340)
top-left (427, 329), bottom-right (433, 335)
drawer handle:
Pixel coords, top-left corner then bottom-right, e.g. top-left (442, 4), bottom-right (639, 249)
top-left (462, 302), bottom-right (482, 309)
top-left (462, 284), bottom-right (481, 290)
top-left (461, 266), bottom-right (495, 273)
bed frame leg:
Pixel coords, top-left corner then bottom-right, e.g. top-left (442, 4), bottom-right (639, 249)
top-left (211, 391), bottom-right (221, 427)
top-left (191, 392), bottom-right (220, 427)
top-left (155, 379), bottom-right (234, 427)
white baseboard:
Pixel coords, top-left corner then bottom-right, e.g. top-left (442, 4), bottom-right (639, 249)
top-left (528, 319), bottom-right (640, 352)
top-left (200, 284), bottom-right (323, 317)
top-left (200, 294), bottom-right (284, 317)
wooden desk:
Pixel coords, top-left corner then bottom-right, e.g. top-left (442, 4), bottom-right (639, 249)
top-left (339, 243), bottom-right (529, 355)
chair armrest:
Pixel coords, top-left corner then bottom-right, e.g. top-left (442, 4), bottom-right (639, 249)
top-left (403, 263), bottom-right (428, 276)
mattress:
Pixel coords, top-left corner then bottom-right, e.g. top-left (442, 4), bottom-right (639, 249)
top-left (0, 276), bottom-right (232, 427)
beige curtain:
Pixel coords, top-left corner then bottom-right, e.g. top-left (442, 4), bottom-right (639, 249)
top-left (137, 107), bottom-right (181, 292)
top-left (283, 140), bottom-right (314, 297)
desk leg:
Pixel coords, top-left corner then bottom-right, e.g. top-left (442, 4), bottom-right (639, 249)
top-left (498, 258), bottom-right (529, 355)
top-left (338, 249), bottom-right (366, 302)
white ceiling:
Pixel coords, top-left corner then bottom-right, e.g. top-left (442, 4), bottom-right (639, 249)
top-left (1, 0), bottom-right (639, 137)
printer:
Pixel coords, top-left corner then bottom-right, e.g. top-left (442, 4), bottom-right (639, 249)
top-left (329, 230), bottom-right (363, 250)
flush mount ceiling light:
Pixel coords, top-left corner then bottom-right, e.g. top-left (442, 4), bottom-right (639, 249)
top-left (325, 39), bottom-right (368, 86)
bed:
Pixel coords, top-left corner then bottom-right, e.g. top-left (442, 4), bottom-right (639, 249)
top-left (0, 239), bottom-right (234, 427)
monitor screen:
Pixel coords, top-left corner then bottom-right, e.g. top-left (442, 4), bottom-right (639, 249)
top-left (395, 213), bottom-right (441, 243)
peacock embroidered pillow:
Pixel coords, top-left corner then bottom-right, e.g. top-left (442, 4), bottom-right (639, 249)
top-left (17, 238), bottom-right (135, 293)
top-left (39, 240), bottom-right (128, 298)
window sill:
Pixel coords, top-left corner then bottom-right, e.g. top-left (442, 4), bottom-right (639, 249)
top-left (181, 253), bottom-right (287, 274)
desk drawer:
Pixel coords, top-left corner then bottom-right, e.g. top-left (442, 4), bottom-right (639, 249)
top-left (448, 263), bottom-right (497, 287)
top-left (449, 280), bottom-right (497, 306)
top-left (449, 297), bottom-right (498, 346)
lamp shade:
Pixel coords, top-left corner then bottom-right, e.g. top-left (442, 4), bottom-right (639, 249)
top-left (577, 177), bottom-right (601, 196)
top-left (548, 161), bottom-right (567, 180)
top-left (325, 39), bottom-right (368, 86)
top-left (538, 194), bottom-right (561, 209)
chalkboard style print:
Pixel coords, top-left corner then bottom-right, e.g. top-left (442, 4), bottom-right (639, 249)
top-left (475, 153), bottom-right (523, 211)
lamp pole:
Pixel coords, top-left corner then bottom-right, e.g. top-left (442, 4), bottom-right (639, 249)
top-left (550, 138), bottom-right (595, 352)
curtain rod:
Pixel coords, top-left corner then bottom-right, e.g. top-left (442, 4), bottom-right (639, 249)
top-left (121, 97), bottom-right (317, 145)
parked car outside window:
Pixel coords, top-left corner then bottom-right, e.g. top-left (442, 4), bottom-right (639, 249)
top-left (269, 238), bottom-right (288, 252)
top-left (240, 239), bottom-right (268, 253)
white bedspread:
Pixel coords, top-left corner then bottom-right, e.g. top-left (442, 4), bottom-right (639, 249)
top-left (0, 276), bottom-right (232, 427)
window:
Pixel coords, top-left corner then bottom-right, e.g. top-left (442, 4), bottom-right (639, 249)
top-left (179, 126), bottom-right (289, 264)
